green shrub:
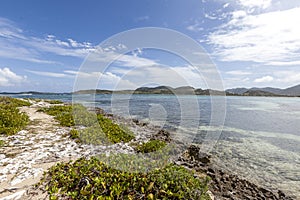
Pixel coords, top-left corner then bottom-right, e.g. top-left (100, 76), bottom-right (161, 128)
top-left (97, 114), bottom-right (135, 143)
top-left (0, 97), bottom-right (30, 135)
top-left (135, 139), bottom-right (167, 153)
top-left (38, 105), bottom-right (75, 127)
top-left (42, 157), bottom-right (210, 200)
top-left (40, 104), bottom-right (135, 144)
top-left (69, 127), bottom-right (109, 145)
top-left (0, 96), bottom-right (31, 107)
top-left (0, 139), bottom-right (5, 147)
top-left (69, 129), bottom-right (80, 139)
top-left (45, 99), bottom-right (63, 104)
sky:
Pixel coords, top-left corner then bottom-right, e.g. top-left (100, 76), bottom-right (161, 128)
top-left (0, 0), bottom-right (300, 92)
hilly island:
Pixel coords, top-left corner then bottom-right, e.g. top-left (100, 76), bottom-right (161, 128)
top-left (72, 84), bottom-right (300, 97)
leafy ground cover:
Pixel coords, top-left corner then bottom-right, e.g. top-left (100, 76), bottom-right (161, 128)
top-left (0, 139), bottom-right (5, 147)
top-left (39, 104), bottom-right (134, 144)
top-left (134, 139), bottom-right (167, 153)
top-left (41, 156), bottom-right (211, 200)
top-left (44, 99), bottom-right (64, 104)
top-left (0, 97), bottom-right (30, 135)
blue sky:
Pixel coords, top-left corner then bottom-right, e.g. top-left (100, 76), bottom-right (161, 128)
top-left (0, 0), bottom-right (300, 92)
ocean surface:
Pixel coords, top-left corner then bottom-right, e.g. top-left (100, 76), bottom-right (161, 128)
top-left (6, 93), bottom-right (300, 198)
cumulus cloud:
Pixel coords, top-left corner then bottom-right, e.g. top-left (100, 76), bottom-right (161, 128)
top-left (208, 5), bottom-right (300, 65)
top-left (237, 0), bottom-right (272, 10)
top-left (254, 75), bottom-right (274, 83)
top-left (0, 67), bottom-right (26, 86)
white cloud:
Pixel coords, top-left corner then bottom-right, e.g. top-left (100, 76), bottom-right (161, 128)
top-left (27, 70), bottom-right (69, 78)
top-left (226, 70), bottom-right (251, 75)
top-left (237, 0), bottom-right (272, 10)
top-left (0, 17), bottom-right (25, 39)
top-left (186, 20), bottom-right (204, 32)
top-left (109, 64), bottom-right (219, 89)
top-left (132, 48), bottom-right (143, 57)
top-left (223, 76), bottom-right (251, 89)
top-left (27, 69), bottom-right (137, 90)
top-left (204, 13), bottom-right (218, 20)
top-left (254, 75), bottom-right (274, 83)
top-left (266, 60), bottom-right (300, 66)
top-left (70, 70), bottom-right (137, 90)
top-left (208, 7), bottom-right (300, 64)
top-left (88, 50), bottom-right (158, 68)
top-left (0, 67), bottom-right (26, 86)
top-left (223, 3), bottom-right (230, 8)
top-left (0, 17), bottom-right (96, 63)
top-left (272, 70), bottom-right (300, 85)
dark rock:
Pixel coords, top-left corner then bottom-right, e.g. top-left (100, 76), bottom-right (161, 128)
top-left (176, 149), bottom-right (294, 200)
top-left (187, 145), bottom-right (211, 165)
top-left (151, 129), bottom-right (171, 142)
top-left (132, 118), bottom-right (148, 126)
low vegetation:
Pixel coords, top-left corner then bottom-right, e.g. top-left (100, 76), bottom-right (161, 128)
top-left (97, 114), bottom-right (134, 143)
top-left (0, 97), bottom-right (30, 135)
top-left (0, 96), bottom-right (31, 107)
top-left (135, 139), bottom-right (167, 153)
top-left (0, 139), bottom-right (5, 147)
top-left (44, 99), bottom-right (64, 104)
top-left (42, 157), bottom-right (210, 200)
top-left (38, 105), bottom-right (75, 127)
top-left (39, 104), bottom-right (134, 144)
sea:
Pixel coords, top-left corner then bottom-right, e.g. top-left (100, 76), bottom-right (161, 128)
top-left (5, 93), bottom-right (300, 198)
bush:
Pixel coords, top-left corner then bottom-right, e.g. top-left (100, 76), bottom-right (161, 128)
top-left (97, 114), bottom-right (135, 143)
top-left (0, 139), bottom-right (5, 147)
top-left (0, 97), bottom-right (30, 135)
top-left (0, 96), bottom-right (31, 107)
top-left (41, 104), bottom-right (135, 144)
top-left (42, 157), bottom-right (211, 200)
top-left (135, 139), bottom-right (167, 153)
top-left (69, 127), bottom-right (109, 145)
top-left (38, 105), bottom-right (74, 127)
top-left (44, 99), bottom-right (63, 104)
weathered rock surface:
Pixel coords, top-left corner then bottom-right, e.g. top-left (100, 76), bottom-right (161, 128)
top-left (177, 145), bottom-right (294, 200)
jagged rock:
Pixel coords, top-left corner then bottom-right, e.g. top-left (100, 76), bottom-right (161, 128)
top-left (151, 129), bottom-right (171, 142)
top-left (187, 145), bottom-right (211, 165)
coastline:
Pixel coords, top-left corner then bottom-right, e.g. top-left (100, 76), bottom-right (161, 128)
top-left (94, 106), bottom-right (295, 200)
top-left (0, 98), bottom-right (295, 199)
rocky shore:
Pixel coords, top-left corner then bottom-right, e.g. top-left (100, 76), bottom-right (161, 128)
top-left (176, 145), bottom-right (294, 200)
top-left (96, 107), bottom-right (295, 200)
top-left (0, 99), bottom-right (295, 199)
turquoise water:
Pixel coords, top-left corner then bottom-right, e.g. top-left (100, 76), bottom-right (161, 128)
top-left (7, 94), bottom-right (300, 197)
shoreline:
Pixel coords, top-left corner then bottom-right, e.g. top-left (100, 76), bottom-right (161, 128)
top-left (0, 98), bottom-right (296, 199)
top-left (93, 106), bottom-right (295, 200)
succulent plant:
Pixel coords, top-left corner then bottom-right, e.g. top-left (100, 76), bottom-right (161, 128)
top-left (134, 139), bottom-right (167, 153)
top-left (40, 104), bottom-right (135, 144)
top-left (0, 97), bottom-right (30, 135)
top-left (42, 156), bottom-right (211, 199)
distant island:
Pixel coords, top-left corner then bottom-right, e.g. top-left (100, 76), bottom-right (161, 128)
top-left (1, 84), bottom-right (299, 97)
top-left (73, 84), bottom-right (300, 97)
